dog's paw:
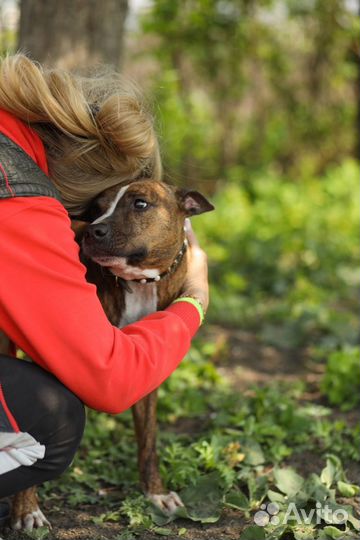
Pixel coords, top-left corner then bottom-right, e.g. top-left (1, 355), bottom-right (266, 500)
top-left (147, 491), bottom-right (184, 515)
top-left (11, 507), bottom-right (51, 531)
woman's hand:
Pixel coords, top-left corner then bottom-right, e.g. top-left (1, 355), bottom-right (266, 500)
top-left (181, 219), bottom-right (209, 313)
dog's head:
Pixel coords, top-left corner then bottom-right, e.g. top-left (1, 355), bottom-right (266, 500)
top-left (79, 180), bottom-right (214, 281)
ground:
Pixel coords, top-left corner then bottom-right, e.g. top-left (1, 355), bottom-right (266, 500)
top-left (2, 325), bottom-right (359, 540)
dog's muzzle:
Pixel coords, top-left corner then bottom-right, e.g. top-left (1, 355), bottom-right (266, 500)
top-left (82, 224), bottom-right (148, 265)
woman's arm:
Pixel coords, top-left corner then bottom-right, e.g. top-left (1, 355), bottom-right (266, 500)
top-left (0, 196), bottom-right (202, 414)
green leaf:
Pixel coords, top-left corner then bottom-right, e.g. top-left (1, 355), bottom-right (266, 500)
top-left (337, 481), bottom-right (360, 498)
top-left (116, 532), bottom-right (137, 540)
top-left (93, 510), bottom-right (121, 523)
top-left (347, 512), bottom-right (360, 530)
top-left (150, 472), bottom-right (224, 525)
top-left (267, 489), bottom-right (286, 503)
top-left (304, 473), bottom-right (332, 502)
top-left (291, 489), bottom-right (311, 508)
top-left (24, 528), bottom-right (50, 540)
top-left (273, 468), bottom-right (304, 497)
top-left (150, 505), bottom-right (187, 526)
top-left (293, 525), bottom-right (316, 540)
top-left (320, 456), bottom-right (343, 488)
top-left (224, 489), bottom-right (250, 510)
top-left (243, 440), bottom-right (265, 466)
top-left (317, 531), bottom-right (332, 540)
top-left (180, 472), bottom-right (222, 523)
top-left (248, 475), bottom-right (269, 506)
top-left (323, 526), bottom-right (345, 539)
top-left (239, 525), bottom-right (266, 540)
top-left (267, 525), bottom-right (290, 540)
top-left (152, 526), bottom-right (173, 536)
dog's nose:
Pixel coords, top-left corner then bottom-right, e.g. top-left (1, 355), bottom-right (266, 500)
top-left (85, 223), bottom-right (109, 240)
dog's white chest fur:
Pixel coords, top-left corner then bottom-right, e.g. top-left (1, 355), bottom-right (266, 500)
top-left (118, 282), bottom-right (158, 328)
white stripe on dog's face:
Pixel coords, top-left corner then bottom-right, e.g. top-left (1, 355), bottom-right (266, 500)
top-left (92, 184), bottom-right (129, 224)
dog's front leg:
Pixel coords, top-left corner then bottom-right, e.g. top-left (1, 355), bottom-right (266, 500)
top-left (131, 390), bottom-right (184, 515)
top-left (11, 487), bottom-right (51, 531)
top-left (132, 390), bottom-right (163, 494)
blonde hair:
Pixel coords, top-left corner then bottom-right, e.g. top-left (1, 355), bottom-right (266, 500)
top-left (0, 54), bottom-right (162, 215)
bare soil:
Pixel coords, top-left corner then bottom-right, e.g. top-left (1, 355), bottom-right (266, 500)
top-left (3, 506), bottom-right (248, 540)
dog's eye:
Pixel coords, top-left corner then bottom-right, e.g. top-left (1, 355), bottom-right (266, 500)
top-left (133, 199), bottom-right (148, 210)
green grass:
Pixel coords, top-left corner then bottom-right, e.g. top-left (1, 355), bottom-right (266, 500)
top-left (39, 341), bottom-right (360, 538)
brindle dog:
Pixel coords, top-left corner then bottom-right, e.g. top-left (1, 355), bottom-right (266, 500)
top-left (5, 179), bottom-right (213, 530)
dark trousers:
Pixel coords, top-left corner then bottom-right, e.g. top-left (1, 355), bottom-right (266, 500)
top-left (0, 355), bottom-right (85, 497)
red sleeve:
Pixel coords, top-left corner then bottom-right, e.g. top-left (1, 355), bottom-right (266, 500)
top-left (0, 196), bottom-right (201, 414)
top-left (0, 109), bottom-right (49, 174)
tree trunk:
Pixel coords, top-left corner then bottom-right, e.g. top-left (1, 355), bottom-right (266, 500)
top-left (357, 0), bottom-right (360, 161)
top-left (18, 0), bottom-right (128, 70)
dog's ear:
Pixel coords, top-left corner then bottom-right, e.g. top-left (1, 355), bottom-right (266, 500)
top-left (176, 189), bottom-right (214, 216)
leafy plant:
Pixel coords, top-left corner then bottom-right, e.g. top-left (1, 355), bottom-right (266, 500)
top-left (240, 457), bottom-right (360, 540)
top-left (321, 347), bottom-right (360, 411)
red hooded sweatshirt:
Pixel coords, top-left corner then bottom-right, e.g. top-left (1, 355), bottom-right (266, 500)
top-left (0, 109), bottom-right (200, 414)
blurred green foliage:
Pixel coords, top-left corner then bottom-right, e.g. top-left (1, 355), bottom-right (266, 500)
top-left (136, 1), bottom-right (360, 418)
top-left (197, 160), bottom-right (359, 348)
top-left (141, 0), bottom-right (359, 182)
top-left (321, 346), bottom-right (360, 411)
